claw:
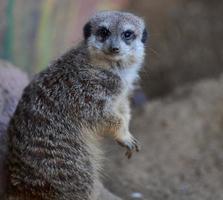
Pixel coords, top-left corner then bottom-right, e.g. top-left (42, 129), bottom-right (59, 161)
top-left (116, 137), bottom-right (140, 158)
top-left (125, 150), bottom-right (133, 159)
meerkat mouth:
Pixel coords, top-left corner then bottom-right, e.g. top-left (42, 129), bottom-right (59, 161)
top-left (102, 50), bottom-right (125, 59)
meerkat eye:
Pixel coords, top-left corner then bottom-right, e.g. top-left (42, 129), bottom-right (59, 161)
top-left (96, 27), bottom-right (110, 41)
top-left (122, 30), bottom-right (135, 40)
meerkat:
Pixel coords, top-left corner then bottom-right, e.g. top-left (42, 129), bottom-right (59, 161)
top-left (4, 11), bottom-right (147, 200)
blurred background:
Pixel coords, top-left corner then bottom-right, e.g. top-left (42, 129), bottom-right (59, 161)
top-left (0, 0), bottom-right (223, 200)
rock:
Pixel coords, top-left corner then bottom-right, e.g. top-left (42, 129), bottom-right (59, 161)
top-left (0, 60), bottom-right (29, 133)
top-left (131, 192), bottom-right (143, 199)
top-left (104, 75), bottom-right (223, 200)
top-left (128, 0), bottom-right (223, 99)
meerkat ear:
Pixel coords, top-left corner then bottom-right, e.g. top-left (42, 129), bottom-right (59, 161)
top-left (141, 28), bottom-right (148, 44)
top-left (83, 22), bottom-right (92, 40)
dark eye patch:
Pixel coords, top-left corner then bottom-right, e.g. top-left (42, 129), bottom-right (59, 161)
top-left (83, 22), bottom-right (92, 40)
top-left (96, 26), bottom-right (111, 42)
top-left (122, 30), bottom-right (136, 42)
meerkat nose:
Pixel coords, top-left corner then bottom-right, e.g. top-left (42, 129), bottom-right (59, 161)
top-left (111, 47), bottom-right (120, 54)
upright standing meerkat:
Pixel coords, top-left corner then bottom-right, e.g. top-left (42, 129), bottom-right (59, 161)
top-left (5, 11), bottom-right (148, 200)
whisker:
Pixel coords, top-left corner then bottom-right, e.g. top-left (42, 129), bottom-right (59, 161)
top-left (149, 47), bottom-right (160, 57)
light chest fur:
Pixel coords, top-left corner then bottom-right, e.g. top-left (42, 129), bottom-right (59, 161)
top-left (118, 66), bottom-right (140, 92)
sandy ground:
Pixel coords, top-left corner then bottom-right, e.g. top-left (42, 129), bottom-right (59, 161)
top-left (103, 75), bottom-right (223, 200)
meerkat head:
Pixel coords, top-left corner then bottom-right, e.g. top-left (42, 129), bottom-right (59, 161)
top-left (83, 11), bottom-right (148, 66)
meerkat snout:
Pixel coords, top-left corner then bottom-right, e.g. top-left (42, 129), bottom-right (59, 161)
top-left (83, 11), bottom-right (148, 63)
top-left (109, 44), bottom-right (120, 54)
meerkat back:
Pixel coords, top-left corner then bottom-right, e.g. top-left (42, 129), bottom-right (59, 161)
top-left (5, 11), bottom-right (147, 200)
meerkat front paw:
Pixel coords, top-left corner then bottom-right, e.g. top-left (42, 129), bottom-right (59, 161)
top-left (116, 136), bottom-right (140, 159)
